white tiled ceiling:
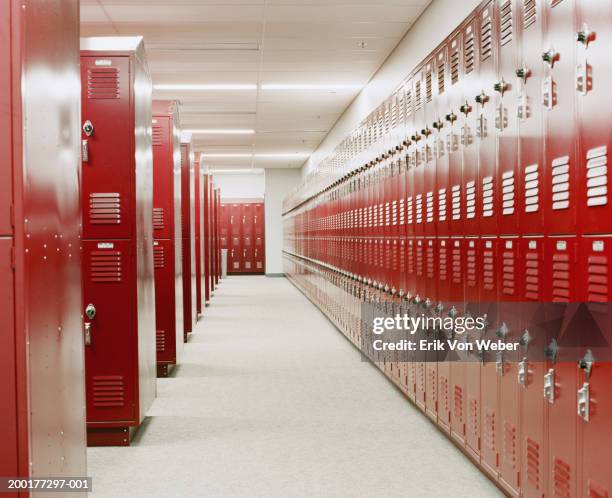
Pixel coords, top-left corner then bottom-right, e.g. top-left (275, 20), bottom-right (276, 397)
top-left (80, 0), bottom-right (431, 169)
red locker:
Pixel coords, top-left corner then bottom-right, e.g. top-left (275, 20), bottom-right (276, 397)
top-left (462, 17), bottom-right (480, 236)
top-left (423, 58), bottom-right (438, 238)
top-left (81, 38), bottom-right (156, 445)
top-left (152, 100), bottom-right (183, 377)
top-left (476, 2), bottom-right (499, 236)
top-left (576, 2), bottom-right (612, 235)
top-left (543, 0), bottom-right (577, 235)
top-left (434, 44), bottom-right (451, 238)
top-left (496, 0), bottom-right (520, 237)
top-left (194, 153), bottom-right (202, 316)
top-left (518, 0), bottom-right (545, 236)
top-left (518, 236), bottom-right (548, 498)
top-left (576, 235), bottom-right (612, 498)
top-left (180, 139), bottom-right (196, 339)
top-left (2, 0), bottom-right (86, 486)
top-left (447, 31), bottom-right (465, 237)
top-left (220, 203), bottom-right (229, 249)
top-left (545, 235), bottom-right (580, 498)
top-left (203, 173), bottom-right (211, 303)
top-left (412, 68), bottom-right (426, 239)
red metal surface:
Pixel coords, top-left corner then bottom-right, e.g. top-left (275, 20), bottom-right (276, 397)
top-left (194, 154), bottom-right (202, 315)
top-left (4, 0), bottom-right (87, 483)
top-left (203, 173), bottom-right (211, 303)
top-left (80, 38), bottom-right (156, 444)
top-left (181, 141), bottom-right (196, 337)
top-left (152, 100), bottom-right (183, 373)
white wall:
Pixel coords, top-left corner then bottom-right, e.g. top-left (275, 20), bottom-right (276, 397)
top-left (213, 171), bottom-right (265, 200)
top-left (265, 169), bottom-right (302, 275)
top-left (302, 0), bottom-right (482, 177)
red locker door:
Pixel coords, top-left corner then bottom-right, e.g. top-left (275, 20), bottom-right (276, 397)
top-left (498, 237), bottom-right (521, 494)
top-left (578, 235), bottom-right (612, 498)
top-left (465, 237), bottom-right (481, 459)
top-left (423, 58), bottom-right (437, 238)
top-left (81, 56), bottom-right (132, 240)
top-left (437, 237), bottom-right (451, 432)
top-left (496, 0), bottom-right (520, 237)
top-left (462, 17), bottom-right (480, 236)
top-left (447, 32), bottom-right (464, 237)
top-left (254, 236), bottom-right (264, 273)
top-left (412, 69), bottom-right (426, 239)
top-left (543, 0), bottom-right (577, 235)
top-left (152, 116), bottom-right (173, 240)
top-left (230, 235), bottom-right (241, 273)
top-left (254, 203), bottom-right (264, 237)
top-left (518, 0), bottom-right (545, 236)
top-left (220, 203), bottom-right (230, 249)
top-left (415, 237), bottom-right (427, 411)
top-left (576, 1), bottom-right (612, 235)
top-left (518, 236), bottom-right (548, 498)
top-left (153, 239), bottom-right (176, 365)
top-left (434, 45), bottom-right (450, 238)
top-left (545, 235), bottom-right (579, 498)
top-left (476, 2), bottom-right (499, 236)
top-left (479, 236), bottom-right (501, 478)
top-left (449, 237), bottom-right (467, 444)
top-left (425, 238), bottom-right (439, 422)
top-left (243, 231), bottom-right (254, 272)
top-left (83, 240), bottom-right (136, 423)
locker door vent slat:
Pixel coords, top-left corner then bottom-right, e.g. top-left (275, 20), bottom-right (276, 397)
top-left (523, 0), bottom-right (536, 29)
top-left (482, 250), bottom-right (495, 291)
top-left (156, 330), bottom-right (166, 353)
top-left (480, 11), bottom-right (493, 61)
top-left (526, 438), bottom-right (540, 489)
top-left (469, 398), bottom-right (479, 437)
top-left (551, 156), bottom-right (571, 211)
top-left (439, 245), bottom-right (448, 281)
top-left (525, 251), bottom-right (540, 300)
top-left (467, 247), bottom-right (477, 288)
top-left (154, 245), bottom-right (165, 269)
top-left (453, 386), bottom-right (464, 422)
top-left (588, 481), bottom-right (609, 498)
top-left (87, 67), bottom-right (120, 100)
top-left (484, 409), bottom-right (496, 452)
top-left (503, 421), bottom-right (517, 469)
top-left (437, 55), bottom-right (445, 95)
top-left (90, 251), bottom-right (122, 283)
top-left (586, 146), bottom-right (608, 207)
top-left (553, 458), bottom-right (571, 498)
top-left (499, 0), bottom-right (513, 46)
top-left (153, 207), bottom-right (165, 231)
top-left (425, 69), bottom-right (433, 103)
top-left (587, 254), bottom-right (608, 302)
top-left (415, 80), bottom-right (422, 111)
top-left (524, 163), bottom-right (540, 213)
top-left (152, 124), bottom-right (163, 146)
top-left (90, 193), bottom-right (121, 225)
top-left (426, 245), bottom-right (435, 279)
top-left (405, 89), bottom-right (413, 118)
top-left (92, 376), bottom-right (125, 407)
top-left (502, 250), bottom-right (516, 295)
top-left (502, 171), bottom-right (515, 215)
top-left (464, 26), bottom-right (475, 74)
top-left (450, 45), bottom-right (460, 85)
top-left (552, 253), bottom-right (570, 301)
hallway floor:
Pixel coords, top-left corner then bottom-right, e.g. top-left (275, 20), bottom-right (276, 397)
top-left (88, 276), bottom-right (502, 498)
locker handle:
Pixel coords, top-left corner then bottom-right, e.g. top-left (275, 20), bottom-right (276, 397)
top-left (576, 25), bottom-right (594, 47)
top-left (541, 48), bottom-right (559, 68)
top-left (243, 216), bottom-right (246, 224)
top-left (578, 349), bottom-right (594, 379)
top-left (84, 322), bottom-right (92, 346)
top-left (515, 67), bottom-right (531, 82)
top-left (460, 101), bottom-right (472, 115)
top-left (421, 127), bottom-right (432, 137)
top-left (82, 140), bottom-right (89, 163)
top-left (432, 120), bottom-right (444, 130)
top-left (445, 112), bottom-right (457, 124)
top-left (577, 382), bottom-right (590, 422)
top-left (493, 78), bottom-right (508, 95)
top-left (475, 91), bottom-right (489, 105)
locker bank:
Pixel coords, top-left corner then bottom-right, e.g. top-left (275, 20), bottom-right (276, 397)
top-left (2, 0), bottom-right (611, 497)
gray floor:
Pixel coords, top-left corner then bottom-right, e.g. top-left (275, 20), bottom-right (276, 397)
top-left (88, 276), bottom-right (502, 498)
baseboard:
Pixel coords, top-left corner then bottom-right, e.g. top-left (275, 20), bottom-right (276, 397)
top-left (265, 273), bottom-right (285, 278)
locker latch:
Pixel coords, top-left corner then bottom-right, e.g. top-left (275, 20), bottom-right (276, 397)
top-left (435, 302), bottom-right (444, 314)
top-left (576, 24), bottom-right (595, 48)
top-left (496, 322), bottom-right (509, 340)
top-left (85, 303), bottom-right (97, 320)
top-left (577, 382), bottom-right (590, 422)
top-left (496, 351), bottom-right (504, 375)
top-left (515, 67), bottom-right (531, 83)
top-left (475, 91), bottom-right (489, 106)
top-left (518, 359), bottom-right (527, 387)
top-left (82, 140), bottom-right (89, 163)
top-left (84, 322), bottom-right (92, 346)
top-left (447, 306), bottom-right (457, 318)
top-left (432, 120), bottom-right (444, 131)
top-left (542, 49), bottom-right (559, 68)
top-left (421, 127), bottom-right (432, 137)
top-left (544, 369), bottom-right (555, 403)
top-left (460, 101), bottom-right (472, 115)
top-left (445, 112), bottom-right (457, 124)
top-left (493, 78), bottom-right (508, 96)
top-left (545, 338), bottom-right (559, 363)
top-left (519, 329), bottom-right (532, 353)
top-left (578, 350), bottom-right (594, 379)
